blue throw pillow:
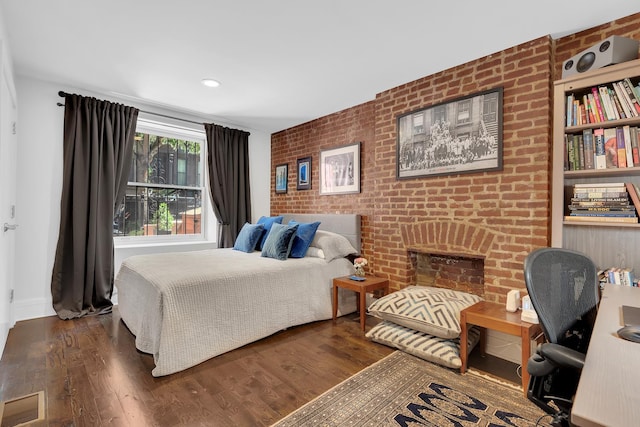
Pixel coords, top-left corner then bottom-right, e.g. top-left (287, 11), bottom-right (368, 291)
top-left (233, 223), bottom-right (265, 253)
top-left (288, 220), bottom-right (321, 258)
top-left (256, 215), bottom-right (284, 250)
top-left (261, 223), bottom-right (299, 260)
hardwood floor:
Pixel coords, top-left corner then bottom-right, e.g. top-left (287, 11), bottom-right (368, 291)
top-left (0, 309), bottom-right (393, 427)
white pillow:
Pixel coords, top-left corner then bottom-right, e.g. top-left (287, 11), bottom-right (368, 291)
top-left (309, 230), bottom-right (357, 262)
top-left (305, 247), bottom-right (325, 259)
top-left (367, 286), bottom-right (482, 339)
top-left (366, 320), bottom-right (481, 369)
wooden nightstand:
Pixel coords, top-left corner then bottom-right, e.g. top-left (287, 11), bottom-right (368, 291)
top-left (459, 301), bottom-right (543, 396)
top-left (332, 275), bottom-right (389, 332)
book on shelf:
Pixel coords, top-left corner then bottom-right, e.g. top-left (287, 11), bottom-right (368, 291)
top-left (564, 215), bottom-right (638, 223)
top-left (594, 128), bottom-right (607, 169)
top-left (573, 182), bottom-right (627, 193)
top-left (627, 182), bottom-right (640, 212)
top-left (617, 80), bottom-right (639, 117)
top-left (592, 88), bottom-right (605, 123)
top-left (603, 127), bottom-right (618, 168)
top-left (566, 93), bottom-right (574, 127)
top-left (600, 86), bottom-right (618, 120)
top-left (568, 205), bottom-right (635, 212)
top-left (582, 129), bottom-right (595, 170)
top-left (631, 126), bottom-right (640, 165)
top-left (623, 125), bottom-right (635, 167)
top-left (570, 198), bottom-right (630, 206)
top-left (616, 127), bottom-right (628, 168)
top-left (573, 190), bottom-right (627, 200)
top-left (576, 134), bottom-right (585, 170)
top-left (583, 94), bottom-right (595, 124)
top-left (622, 78), bottom-right (640, 115)
top-left (610, 87), bottom-right (628, 119)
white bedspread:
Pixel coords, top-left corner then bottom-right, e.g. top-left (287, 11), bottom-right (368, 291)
top-left (115, 249), bottom-right (356, 376)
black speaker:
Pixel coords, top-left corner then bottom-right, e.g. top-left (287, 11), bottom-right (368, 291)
top-left (561, 36), bottom-right (639, 79)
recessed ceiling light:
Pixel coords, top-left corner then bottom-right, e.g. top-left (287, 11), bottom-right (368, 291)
top-left (201, 78), bottom-right (220, 88)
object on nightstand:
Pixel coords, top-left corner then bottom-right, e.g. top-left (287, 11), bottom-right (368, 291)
top-left (506, 289), bottom-right (521, 312)
top-left (520, 295), bottom-right (539, 324)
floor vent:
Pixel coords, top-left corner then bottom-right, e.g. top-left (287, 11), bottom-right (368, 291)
top-left (0, 391), bottom-right (45, 427)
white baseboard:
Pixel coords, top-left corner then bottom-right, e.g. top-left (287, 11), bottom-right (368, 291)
top-left (0, 322), bottom-right (8, 359)
top-left (13, 297), bottom-right (56, 322)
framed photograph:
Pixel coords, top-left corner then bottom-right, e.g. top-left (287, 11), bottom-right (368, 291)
top-left (319, 142), bottom-right (361, 195)
top-left (296, 157), bottom-right (312, 190)
top-left (396, 87), bottom-right (503, 179)
top-left (275, 163), bottom-right (288, 194)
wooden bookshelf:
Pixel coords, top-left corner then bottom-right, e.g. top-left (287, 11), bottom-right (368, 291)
top-left (552, 58), bottom-right (640, 273)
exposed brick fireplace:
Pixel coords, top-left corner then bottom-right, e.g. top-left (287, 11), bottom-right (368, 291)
top-left (402, 219), bottom-right (499, 299)
top-left (414, 252), bottom-right (485, 297)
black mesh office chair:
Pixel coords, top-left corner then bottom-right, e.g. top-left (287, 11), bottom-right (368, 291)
top-left (523, 248), bottom-right (600, 427)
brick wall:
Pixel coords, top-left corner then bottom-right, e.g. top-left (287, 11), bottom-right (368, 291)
top-left (270, 12), bottom-right (640, 305)
top-left (271, 101), bottom-right (377, 257)
top-left (372, 37), bottom-right (553, 304)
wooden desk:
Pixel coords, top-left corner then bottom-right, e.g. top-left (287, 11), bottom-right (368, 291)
top-left (332, 276), bottom-right (389, 331)
top-left (571, 285), bottom-right (640, 427)
top-left (460, 301), bottom-right (542, 396)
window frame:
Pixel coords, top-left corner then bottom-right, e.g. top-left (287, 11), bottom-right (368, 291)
top-left (114, 118), bottom-right (208, 244)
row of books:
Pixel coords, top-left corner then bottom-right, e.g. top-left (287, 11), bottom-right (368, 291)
top-left (566, 78), bottom-right (640, 126)
top-left (564, 182), bottom-right (640, 224)
top-left (564, 125), bottom-right (640, 171)
top-left (599, 267), bottom-right (637, 287)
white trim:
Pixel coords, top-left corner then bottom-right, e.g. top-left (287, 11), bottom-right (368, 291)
top-left (114, 116), bottom-right (214, 243)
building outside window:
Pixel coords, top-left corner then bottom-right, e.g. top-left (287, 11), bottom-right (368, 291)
top-left (113, 119), bottom-right (206, 240)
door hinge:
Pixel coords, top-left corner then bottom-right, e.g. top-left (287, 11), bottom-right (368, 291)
top-left (9, 289), bottom-right (14, 303)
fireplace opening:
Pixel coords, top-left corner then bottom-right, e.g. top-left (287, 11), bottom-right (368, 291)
top-left (415, 251), bottom-right (484, 297)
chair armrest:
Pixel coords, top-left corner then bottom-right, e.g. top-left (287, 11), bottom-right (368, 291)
top-left (539, 343), bottom-right (585, 370)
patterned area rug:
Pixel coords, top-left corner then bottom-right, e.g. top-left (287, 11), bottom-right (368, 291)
top-left (271, 351), bottom-right (550, 427)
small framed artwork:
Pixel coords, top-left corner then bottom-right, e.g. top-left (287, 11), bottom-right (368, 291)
top-left (396, 87), bottom-right (503, 179)
top-left (297, 157), bottom-right (312, 190)
top-left (319, 142), bottom-right (361, 195)
top-left (275, 163), bottom-right (288, 194)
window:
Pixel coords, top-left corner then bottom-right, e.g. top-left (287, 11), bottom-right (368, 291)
top-left (432, 105), bottom-right (447, 124)
top-left (113, 119), bottom-right (205, 239)
top-left (456, 99), bottom-right (471, 125)
top-left (482, 92), bottom-right (499, 123)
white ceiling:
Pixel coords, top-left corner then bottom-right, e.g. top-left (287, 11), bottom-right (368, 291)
top-left (1, 1), bottom-right (639, 134)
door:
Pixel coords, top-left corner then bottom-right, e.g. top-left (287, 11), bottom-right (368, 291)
top-left (0, 45), bottom-right (17, 355)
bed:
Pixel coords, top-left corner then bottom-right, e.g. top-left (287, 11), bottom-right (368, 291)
top-left (115, 214), bottom-right (361, 376)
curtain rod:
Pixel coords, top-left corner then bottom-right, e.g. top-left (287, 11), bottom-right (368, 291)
top-left (57, 91), bottom-right (205, 126)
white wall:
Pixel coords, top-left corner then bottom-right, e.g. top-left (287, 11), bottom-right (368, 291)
top-left (13, 76), bottom-right (271, 321)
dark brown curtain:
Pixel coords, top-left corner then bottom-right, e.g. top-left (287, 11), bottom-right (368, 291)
top-left (205, 123), bottom-right (251, 247)
top-left (51, 93), bottom-right (139, 319)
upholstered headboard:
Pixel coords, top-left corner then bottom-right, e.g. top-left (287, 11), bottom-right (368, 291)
top-left (280, 214), bottom-right (361, 254)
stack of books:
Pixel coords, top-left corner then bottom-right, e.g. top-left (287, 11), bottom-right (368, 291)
top-left (564, 182), bottom-right (640, 224)
top-left (566, 78), bottom-right (640, 126)
top-left (564, 125), bottom-right (640, 171)
top-left (599, 267), bottom-right (637, 287)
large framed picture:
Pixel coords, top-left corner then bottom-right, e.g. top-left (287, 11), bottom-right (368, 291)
top-left (396, 87), bottom-right (503, 179)
top-left (275, 163), bottom-right (288, 194)
top-left (319, 142), bottom-right (361, 195)
top-left (297, 157), bottom-right (311, 190)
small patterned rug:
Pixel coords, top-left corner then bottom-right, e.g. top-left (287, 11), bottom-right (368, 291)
top-left (271, 351), bottom-right (551, 427)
